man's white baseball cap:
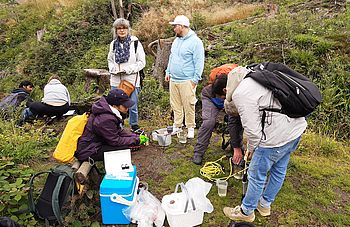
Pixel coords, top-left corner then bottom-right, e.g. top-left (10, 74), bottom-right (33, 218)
top-left (169, 15), bottom-right (190, 27)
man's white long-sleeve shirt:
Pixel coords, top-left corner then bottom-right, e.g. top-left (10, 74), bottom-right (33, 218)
top-left (232, 77), bottom-right (307, 152)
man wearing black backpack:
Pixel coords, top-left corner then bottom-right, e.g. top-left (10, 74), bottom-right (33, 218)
top-left (216, 65), bottom-right (308, 223)
top-left (0, 80), bottom-right (34, 117)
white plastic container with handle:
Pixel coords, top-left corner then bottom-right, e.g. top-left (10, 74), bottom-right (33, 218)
top-left (161, 183), bottom-right (204, 227)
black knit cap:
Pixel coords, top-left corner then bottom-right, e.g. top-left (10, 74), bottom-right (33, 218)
top-left (106, 88), bottom-right (135, 108)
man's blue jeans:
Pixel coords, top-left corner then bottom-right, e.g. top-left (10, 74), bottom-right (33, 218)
top-left (22, 108), bottom-right (33, 121)
top-left (241, 136), bottom-right (301, 215)
top-left (111, 86), bottom-right (139, 127)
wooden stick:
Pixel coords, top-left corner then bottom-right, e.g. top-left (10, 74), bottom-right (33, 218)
top-left (75, 162), bottom-right (93, 184)
top-left (71, 160), bottom-right (81, 171)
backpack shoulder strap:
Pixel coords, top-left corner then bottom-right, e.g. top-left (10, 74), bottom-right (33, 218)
top-left (51, 165), bottom-right (74, 225)
top-left (133, 40), bottom-right (140, 85)
top-left (51, 175), bottom-right (67, 226)
top-left (134, 40), bottom-right (138, 53)
top-left (28, 171), bottom-right (51, 213)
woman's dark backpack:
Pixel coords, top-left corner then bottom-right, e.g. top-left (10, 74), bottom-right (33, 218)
top-left (28, 165), bottom-right (74, 226)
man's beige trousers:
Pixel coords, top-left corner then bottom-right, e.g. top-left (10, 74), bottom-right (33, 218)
top-left (169, 80), bottom-right (197, 129)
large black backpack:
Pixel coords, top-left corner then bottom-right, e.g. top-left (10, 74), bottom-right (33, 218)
top-left (28, 165), bottom-right (74, 226)
top-left (246, 62), bottom-right (322, 118)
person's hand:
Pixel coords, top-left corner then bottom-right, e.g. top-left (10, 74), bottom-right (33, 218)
top-left (139, 135), bottom-right (149, 145)
top-left (190, 81), bottom-right (197, 89)
top-left (245, 150), bottom-right (254, 161)
top-left (165, 74), bottom-right (170, 82)
top-left (232, 147), bottom-right (243, 165)
top-left (111, 68), bottom-right (125, 75)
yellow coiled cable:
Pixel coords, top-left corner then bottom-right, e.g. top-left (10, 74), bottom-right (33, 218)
top-left (200, 155), bottom-right (249, 182)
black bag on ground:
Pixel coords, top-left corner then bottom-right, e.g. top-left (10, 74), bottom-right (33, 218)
top-left (28, 165), bottom-right (74, 226)
top-left (0, 217), bottom-right (22, 227)
top-left (246, 62), bottom-right (322, 118)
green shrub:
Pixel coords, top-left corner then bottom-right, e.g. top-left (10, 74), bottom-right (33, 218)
top-left (139, 77), bottom-right (171, 125)
top-left (0, 160), bottom-right (37, 226)
top-left (0, 119), bottom-right (57, 163)
top-left (192, 12), bottom-right (206, 31)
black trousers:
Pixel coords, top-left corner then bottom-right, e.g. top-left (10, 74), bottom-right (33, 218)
top-left (29, 102), bottom-right (69, 117)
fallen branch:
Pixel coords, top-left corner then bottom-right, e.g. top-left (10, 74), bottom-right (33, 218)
top-left (75, 161), bottom-right (93, 185)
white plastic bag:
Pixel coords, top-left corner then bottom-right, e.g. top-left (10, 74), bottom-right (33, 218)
top-left (124, 188), bottom-right (165, 227)
top-left (184, 177), bottom-right (214, 213)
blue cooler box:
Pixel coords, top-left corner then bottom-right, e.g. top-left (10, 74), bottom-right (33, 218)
top-left (100, 167), bottom-right (138, 224)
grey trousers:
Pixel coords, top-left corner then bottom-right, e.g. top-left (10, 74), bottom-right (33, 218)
top-left (194, 91), bottom-right (243, 157)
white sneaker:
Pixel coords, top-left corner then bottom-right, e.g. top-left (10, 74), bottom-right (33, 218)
top-left (172, 125), bottom-right (180, 135)
top-left (187, 128), bottom-right (195, 138)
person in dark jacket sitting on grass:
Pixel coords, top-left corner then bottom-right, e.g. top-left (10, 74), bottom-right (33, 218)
top-left (0, 80), bottom-right (34, 116)
top-left (75, 88), bottom-right (148, 162)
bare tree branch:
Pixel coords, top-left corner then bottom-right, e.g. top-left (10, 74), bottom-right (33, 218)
top-left (110, 0), bottom-right (117, 19)
top-left (119, 0), bottom-right (124, 18)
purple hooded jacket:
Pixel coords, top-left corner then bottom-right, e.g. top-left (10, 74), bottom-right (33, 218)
top-left (75, 96), bottom-right (140, 161)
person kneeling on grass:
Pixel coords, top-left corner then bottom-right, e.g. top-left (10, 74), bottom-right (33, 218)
top-left (192, 74), bottom-right (244, 166)
top-left (75, 88), bottom-right (148, 162)
top-left (22, 75), bottom-right (70, 123)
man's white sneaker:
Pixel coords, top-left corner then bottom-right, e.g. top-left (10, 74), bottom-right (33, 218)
top-left (257, 202), bottom-right (271, 217)
top-left (187, 128), bottom-right (195, 138)
top-left (171, 124), bottom-right (181, 135)
top-left (223, 206), bottom-right (255, 222)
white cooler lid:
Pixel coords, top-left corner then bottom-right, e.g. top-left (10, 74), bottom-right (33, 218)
top-left (104, 149), bottom-right (134, 178)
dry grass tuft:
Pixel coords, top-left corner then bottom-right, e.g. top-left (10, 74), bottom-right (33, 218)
top-left (133, 8), bottom-right (177, 41)
top-left (133, 1), bottom-right (262, 44)
top-left (21, 0), bottom-right (82, 14)
top-left (204, 4), bottom-right (260, 26)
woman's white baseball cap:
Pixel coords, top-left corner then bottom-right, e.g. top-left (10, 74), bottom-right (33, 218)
top-left (169, 15), bottom-right (190, 27)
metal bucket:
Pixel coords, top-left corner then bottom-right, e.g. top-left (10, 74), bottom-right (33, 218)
top-left (157, 133), bottom-right (171, 146)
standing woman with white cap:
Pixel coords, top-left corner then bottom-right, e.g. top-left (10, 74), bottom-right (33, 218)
top-left (165, 15), bottom-right (205, 139)
top-left (107, 18), bottom-right (146, 131)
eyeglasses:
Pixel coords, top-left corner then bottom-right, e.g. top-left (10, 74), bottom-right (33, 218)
top-left (116, 27), bottom-right (128, 30)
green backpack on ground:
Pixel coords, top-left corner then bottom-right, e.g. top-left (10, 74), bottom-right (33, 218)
top-left (28, 165), bottom-right (74, 226)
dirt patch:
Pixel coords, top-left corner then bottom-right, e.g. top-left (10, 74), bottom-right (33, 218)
top-left (132, 144), bottom-right (174, 183)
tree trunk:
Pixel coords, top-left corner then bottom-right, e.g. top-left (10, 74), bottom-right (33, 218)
top-left (119, 0), bottom-right (124, 18)
top-left (83, 69), bottom-right (110, 94)
top-left (149, 37), bottom-right (174, 88)
top-left (110, 0), bottom-right (117, 19)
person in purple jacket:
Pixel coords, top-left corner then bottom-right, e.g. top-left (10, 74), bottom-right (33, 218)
top-left (75, 89), bottom-right (143, 161)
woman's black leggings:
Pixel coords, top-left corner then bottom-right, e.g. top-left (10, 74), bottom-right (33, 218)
top-left (29, 102), bottom-right (69, 117)
top-left (89, 145), bottom-right (129, 161)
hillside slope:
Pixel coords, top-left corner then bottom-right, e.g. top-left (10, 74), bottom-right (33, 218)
top-left (1, 0), bottom-right (349, 138)
top-left (0, 0), bottom-right (349, 226)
